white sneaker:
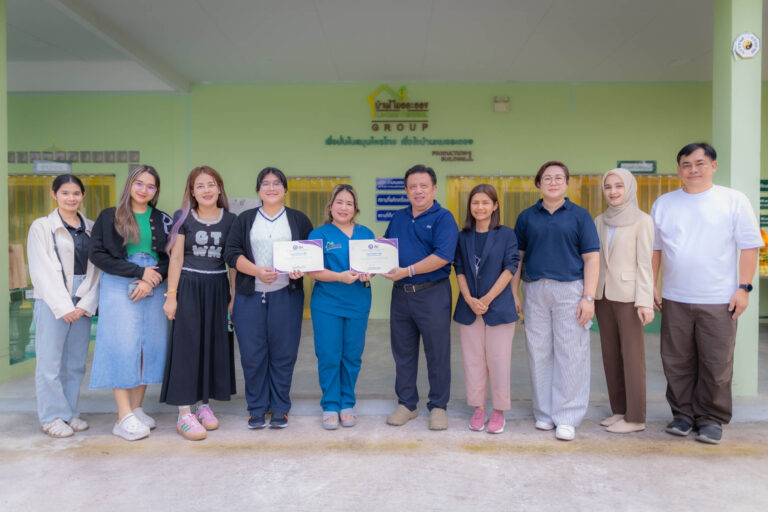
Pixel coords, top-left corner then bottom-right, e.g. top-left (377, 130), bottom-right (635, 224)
top-left (132, 407), bottom-right (156, 430)
top-left (535, 420), bottom-right (555, 431)
top-left (113, 413), bottom-right (150, 441)
top-left (555, 425), bottom-right (575, 441)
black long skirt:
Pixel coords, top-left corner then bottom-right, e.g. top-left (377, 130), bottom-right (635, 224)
top-left (160, 271), bottom-right (236, 405)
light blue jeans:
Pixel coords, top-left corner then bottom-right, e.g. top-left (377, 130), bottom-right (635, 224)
top-left (34, 274), bottom-right (91, 425)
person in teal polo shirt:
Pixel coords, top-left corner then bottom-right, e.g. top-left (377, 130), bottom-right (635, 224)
top-left (308, 184), bottom-right (374, 430)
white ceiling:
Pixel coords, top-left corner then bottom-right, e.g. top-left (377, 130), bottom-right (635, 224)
top-left (5, 0), bottom-right (767, 92)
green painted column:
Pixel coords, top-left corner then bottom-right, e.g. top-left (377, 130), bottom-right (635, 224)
top-left (0, 0), bottom-right (12, 383)
top-left (712, 0), bottom-right (762, 396)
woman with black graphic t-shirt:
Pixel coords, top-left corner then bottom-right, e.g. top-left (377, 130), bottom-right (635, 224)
top-left (161, 166), bottom-right (236, 441)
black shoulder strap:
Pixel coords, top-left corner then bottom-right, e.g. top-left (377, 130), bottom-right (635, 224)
top-left (50, 228), bottom-right (68, 288)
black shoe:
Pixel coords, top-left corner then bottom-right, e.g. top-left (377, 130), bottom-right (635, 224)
top-left (247, 414), bottom-right (268, 429)
top-left (665, 418), bottom-right (693, 436)
top-left (695, 424), bottom-right (722, 445)
top-left (270, 412), bottom-right (289, 429)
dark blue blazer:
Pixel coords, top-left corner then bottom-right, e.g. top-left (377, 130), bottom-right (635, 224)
top-left (453, 225), bottom-right (520, 326)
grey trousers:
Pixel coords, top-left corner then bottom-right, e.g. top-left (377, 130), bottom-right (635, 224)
top-left (522, 279), bottom-right (591, 427)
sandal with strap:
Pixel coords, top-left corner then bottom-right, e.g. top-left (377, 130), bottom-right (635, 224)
top-left (322, 411), bottom-right (339, 430)
top-left (340, 408), bottom-right (357, 428)
top-left (68, 417), bottom-right (89, 432)
top-left (42, 418), bottom-right (74, 438)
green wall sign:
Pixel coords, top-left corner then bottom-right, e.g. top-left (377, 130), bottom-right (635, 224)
top-left (617, 160), bottom-right (657, 174)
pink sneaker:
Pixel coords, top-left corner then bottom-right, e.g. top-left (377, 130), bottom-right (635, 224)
top-left (487, 410), bottom-right (505, 434)
top-left (468, 408), bottom-right (486, 431)
top-left (196, 406), bottom-right (219, 430)
top-left (177, 413), bottom-right (207, 441)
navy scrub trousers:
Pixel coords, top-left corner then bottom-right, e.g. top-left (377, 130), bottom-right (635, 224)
top-left (233, 286), bottom-right (304, 416)
top-left (389, 278), bottom-right (452, 411)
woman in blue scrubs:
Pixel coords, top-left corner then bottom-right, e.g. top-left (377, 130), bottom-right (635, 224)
top-left (308, 184), bottom-right (374, 430)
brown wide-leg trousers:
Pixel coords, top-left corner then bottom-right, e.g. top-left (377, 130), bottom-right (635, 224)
top-left (595, 299), bottom-right (646, 423)
top-left (660, 299), bottom-right (737, 426)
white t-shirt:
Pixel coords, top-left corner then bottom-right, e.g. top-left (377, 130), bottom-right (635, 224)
top-left (249, 207), bottom-right (291, 292)
top-left (651, 185), bottom-right (763, 304)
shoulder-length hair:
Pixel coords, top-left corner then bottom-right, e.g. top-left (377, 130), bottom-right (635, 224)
top-left (463, 184), bottom-right (501, 231)
top-left (324, 184), bottom-right (360, 224)
top-left (114, 165), bottom-right (161, 245)
top-left (166, 166), bottom-right (230, 253)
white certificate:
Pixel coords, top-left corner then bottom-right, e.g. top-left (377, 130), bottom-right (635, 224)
top-left (272, 239), bottom-right (324, 273)
top-left (349, 238), bottom-right (399, 274)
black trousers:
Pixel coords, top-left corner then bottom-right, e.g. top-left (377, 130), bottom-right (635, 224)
top-left (389, 279), bottom-right (452, 411)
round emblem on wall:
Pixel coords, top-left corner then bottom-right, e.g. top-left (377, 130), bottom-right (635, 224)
top-left (732, 32), bottom-right (760, 59)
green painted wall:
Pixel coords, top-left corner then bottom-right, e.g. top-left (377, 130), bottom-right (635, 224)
top-left (6, 82), bottom-right (719, 326)
top-left (0, 0), bottom-right (13, 382)
top-left (185, 82), bottom-right (714, 318)
top-left (8, 94), bottom-right (188, 207)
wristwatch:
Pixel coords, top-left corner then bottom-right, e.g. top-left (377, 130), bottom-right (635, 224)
top-left (739, 284), bottom-right (753, 293)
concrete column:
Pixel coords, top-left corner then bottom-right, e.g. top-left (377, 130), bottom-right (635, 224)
top-left (0, 0), bottom-right (11, 383)
top-left (712, 0), bottom-right (763, 396)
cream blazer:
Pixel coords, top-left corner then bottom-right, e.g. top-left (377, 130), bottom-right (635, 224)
top-left (594, 212), bottom-right (654, 308)
top-left (27, 210), bottom-right (101, 318)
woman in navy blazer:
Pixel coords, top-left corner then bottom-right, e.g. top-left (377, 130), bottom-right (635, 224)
top-left (454, 184), bottom-right (520, 434)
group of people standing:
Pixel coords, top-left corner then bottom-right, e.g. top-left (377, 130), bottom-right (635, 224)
top-left (28, 142), bottom-right (761, 445)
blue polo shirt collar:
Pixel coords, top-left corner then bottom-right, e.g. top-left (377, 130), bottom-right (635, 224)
top-left (408, 200), bottom-right (442, 219)
top-left (535, 198), bottom-right (573, 213)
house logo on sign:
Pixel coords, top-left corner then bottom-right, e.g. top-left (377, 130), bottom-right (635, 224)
top-left (367, 85), bottom-right (429, 133)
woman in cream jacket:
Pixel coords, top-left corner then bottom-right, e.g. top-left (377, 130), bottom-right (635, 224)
top-left (27, 174), bottom-right (100, 438)
top-left (594, 168), bottom-right (654, 434)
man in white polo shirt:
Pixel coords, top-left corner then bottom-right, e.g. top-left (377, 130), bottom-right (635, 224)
top-left (651, 142), bottom-right (763, 445)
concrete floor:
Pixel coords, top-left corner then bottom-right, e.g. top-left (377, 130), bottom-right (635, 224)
top-left (2, 320), bottom-right (768, 510)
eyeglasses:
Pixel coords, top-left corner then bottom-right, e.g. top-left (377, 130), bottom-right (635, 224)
top-left (260, 181), bottom-right (284, 190)
top-left (194, 182), bottom-right (218, 192)
top-left (133, 180), bottom-right (157, 193)
top-left (541, 175), bottom-right (566, 185)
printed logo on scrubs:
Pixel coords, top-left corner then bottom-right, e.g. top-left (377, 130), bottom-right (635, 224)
top-left (326, 241), bottom-right (342, 251)
top-left (367, 85), bottom-right (429, 133)
top-left (192, 230), bottom-right (223, 258)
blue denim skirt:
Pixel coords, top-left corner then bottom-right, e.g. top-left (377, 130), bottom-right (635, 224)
top-left (89, 253), bottom-right (169, 389)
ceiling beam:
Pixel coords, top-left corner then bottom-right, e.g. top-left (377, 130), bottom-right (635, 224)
top-left (46, 0), bottom-right (190, 92)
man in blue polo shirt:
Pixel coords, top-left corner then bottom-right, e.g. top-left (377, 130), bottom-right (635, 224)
top-left (383, 165), bottom-right (458, 430)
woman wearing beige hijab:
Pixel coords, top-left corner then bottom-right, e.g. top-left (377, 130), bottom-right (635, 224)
top-left (594, 168), bottom-right (654, 434)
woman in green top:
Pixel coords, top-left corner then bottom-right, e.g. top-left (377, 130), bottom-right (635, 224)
top-left (89, 165), bottom-right (173, 441)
